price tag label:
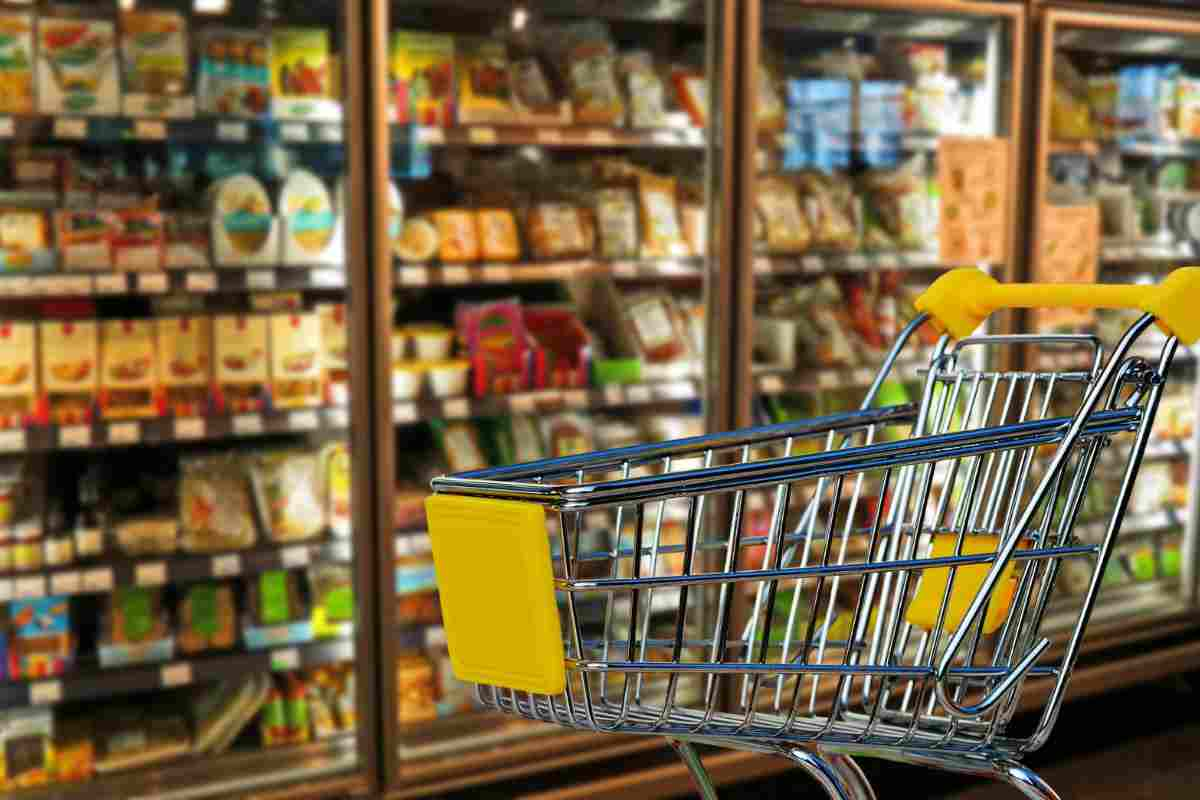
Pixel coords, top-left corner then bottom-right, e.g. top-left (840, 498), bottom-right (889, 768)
top-left (317, 123), bottom-right (343, 143)
top-left (508, 394), bottom-right (536, 412)
top-left (586, 128), bottom-right (616, 145)
top-left (136, 562), bottom-right (167, 587)
top-left (854, 368), bottom-right (874, 384)
top-left (217, 121), bottom-right (248, 142)
top-left (281, 122), bottom-right (310, 142)
top-left (603, 386), bottom-right (623, 406)
top-left (31, 680), bottom-right (62, 705)
top-left (15, 576), bottom-right (45, 599)
top-left (0, 276), bottom-right (29, 296)
top-left (59, 425), bottom-right (91, 448)
top-left (134, 119), bottom-right (167, 140)
top-left (397, 267), bottom-right (429, 287)
top-left (611, 261), bottom-right (638, 279)
top-left (288, 410), bottom-right (319, 431)
top-left (136, 273), bottom-right (168, 294)
top-left (212, 554), bottom-right (242, 577)
top-left (845, 254), bottom-right (868, 270)
top-left (753, 257), bottom-right (772, 274)
top-left (233, 414), bottom-right (263, 435)
top-left (564, 390), bottom-right (589, 408)
top-left (173, 417), bottom-right (205, 440)
top-left (185, 271), bottom-right (217, 292)
top-left (760, 375), bottom-right (785, 394)
top-left (467, 126), bottom-right (497, 145)
top-left (161, 662), bottom-right (193, 688)
top-left (51, 571), bottom-right (81, 595)
top-left (658, 382), bottom-right (695, 400)
top-left (95, 273), bottom-right (127, 294)
top-left (480, 264), bottom-right (511, 282)
top-left (54, 117), bottom-right (87, 139)
top-left (0, 429), bottom-right (25, 451)
top-left (246, 270), bottom-right (277, 291)
top-left (281, 546), bottom-right (310, 568)
top-left (876, 254), bottom-right (899, 270)
top-left (83, 568), bottom-right (114, 592)
top-left (0, 580), bottom-right (10, 601)
top-left (416, 126), bottom-right (445, 145)
top-left (802, 255), bottom-right (823, 272)
top-left (441, 265), bottom-right (471, 285)
top-left (61, 275), bottom-right (91, 295)
top-left (325, 407), bottom-right (349, 428)
top-left (271, 647), bottom-right (301, 672)
top-left (311, 268), bottom-right (343, 287)
top-left (35, 276), bottom-right (72, 296)
top-left (108, 421), bottom-right (140, 445)
top-left (0, 116), bottom-right (13, 138)
top-left (651, 130), bottom-right (679, 146)
top-left (536, 128), bottom-right (563, 145)
top-left (818, 371), bottom-right (840, 389)
top-left (393, 402), bottom-right (417, 424)
top-left (628, 385), bottom-right (653, 404)
top-left (442, 398), bottom-right (470, 418)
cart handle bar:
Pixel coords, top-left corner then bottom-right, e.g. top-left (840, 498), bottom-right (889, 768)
top-left (915, 267), bottom-right (1200, 344)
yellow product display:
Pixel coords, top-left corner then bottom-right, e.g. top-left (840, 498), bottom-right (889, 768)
top-left (905, 534), bottom-right (1024, 635)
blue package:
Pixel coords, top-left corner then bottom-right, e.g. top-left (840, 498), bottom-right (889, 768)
top-left (861, 81), bottom-right (905, 135)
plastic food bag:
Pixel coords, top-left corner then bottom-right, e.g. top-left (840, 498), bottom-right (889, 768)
top-left (795, 171), bottom-right (856, 251)
top-left (638, 172), bottom-right (689, 258)
top-left (755, 176), bottom-right (811, 253)
top-left (594, 187), bottom-right (638, 259)
top-left (554, 21), bottom-right (624, 125)
top-left (178, 583), bottom-right (237, 654)
top-left (179, 455), bottom-right (257, 553)
top-left (860, 157), bottom-right (930, 251)
top-left (251, 450), bottom-right (325, 542)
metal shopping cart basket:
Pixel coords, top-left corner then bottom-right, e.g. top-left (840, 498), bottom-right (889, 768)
top-left (423, 268), bottom-right (1200, 800)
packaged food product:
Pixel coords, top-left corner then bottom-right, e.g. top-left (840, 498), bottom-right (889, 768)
top-left (310, 562), bottom-right (354, 637)
top-left (757, 63), bottom-right (786, 132)
top-left (860, 158), bottom-right (930, 251)
top-left (209, 175), bottom-right (274, 262)
top-left (475, 208), bottom-right (520, 262)
top-left (1051, 55), bottom-right (1093, 140)
top-left (425, 626), bottom-right (472, 718)
top-left (509, 47), bottom-right (567, 124)
top-left (508, 415), bottom-right (544, 463)
top-left (456, 37), bottom-right (512, 124)
top-left (388, 30), bottom-right (455, 125)
top-left (37, 17), bottom-right (120, 115)
top-left (163, 212), bottom-right (210, 269)
top-left (0, 322), bottom-right (36, 427)
top-left (259, 681), bottom-right (287, 746)
top-left (756, 176), bottom-right (811, 253)
top-left (321, 442), bottom-right (351, 538)
top-left (541, 412), bottom-right (595, 459)
top-left (0, 14), bottom-right (34, 114)
top-left (157, 316), bottom-right (211, 417)
top-left (456, 298), bottom-right (530, 394)
top-left (438, 421), bottom-right (489, 473)
top-left (556, 22), bottom-right (623, 125)
top-left (114, 515), bottom-right (178, 556)
top-left (623, 292), bottom-right (689, 363)
top-left (244, 570), bottom-right (312, 649)
top-left (119, 10), bottom-right (191, 117)
top-left (595, 188), bottom-right (638, 259)
top-left (381, 181), bottom-right (405, 257)
top-left (525, 305), bottom-right (590, 389)
top-left (306, 672), bottom-right (339, 739)
top-left (99, 586), bottom-right (174, 667)
top-left (432, 208), bottom-right (480, 263)
top-left (100, 319), bottom-right (158, 420)
top-left (190, 674), bottom-right (270, 754)
top-left (0, 709), bottom-right (52, 789)
top-left (178, 582), bottom-right (237, 654)
top-left (94, 711), bottom-right (190, 773)
top-left (7, 598), bottom-right (71, 678)
top-left (40, 320), bottom-right (98, 425)
top-left (638, 172), bottom-right (689, 258)
top-left (56, 211), bottom-right (116, 271)
top-left (250, 450), bottom-right (324, 542)
top-left (680, 202), bottom-right (706, 257)
top-left (1089, 73), bottom-right (1120, 138)
top-left (673, 70), bottom-right (708, 127)
top-left (195, 28), bottom-right (270, 116)
top-left (317, 303), bottom-right (348, 405)
top-left (269, 311), bottom-right (323, 409)
top-left (332, 667), bottom-right (356, 729)
top-left (621, 51), bottom-right (668, 128)
top-left (270, 28), bottom-right (331, 114)
top-left (528, 202), bottom-right (591, 259)
top-left (280, 169), bottom-right (337, 259)
top-left (392, 363), bottom-right (424, 400)
top-left (938, 137), bottom-right (1007, 264)
top-left (52, 718), bottom-right (94, 784)
top-left (427, 359), bottom-right (470, 398)
top-left (214, 314), bottom-right (269, 412)
top-left (396, 652), bottom-right (437, 724)
top-left (393, 484), bottom-right (427, 531)
top-left (395, 217), bottom-right (439, 263)
top-left (179, 454), bottom-right (257, 552)
top-left (406, 324), bottom-right (453, 360)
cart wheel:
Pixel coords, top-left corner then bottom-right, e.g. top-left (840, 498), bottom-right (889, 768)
top-left (668, 739), bottom-right (719, 800)
top-left (992, 759), bottom-right (1061, 800)
top-left (781, 747), bottom-right (876, 800)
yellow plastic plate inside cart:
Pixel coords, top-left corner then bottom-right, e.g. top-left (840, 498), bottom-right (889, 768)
top-left (905, 534), bottom-right (1025, 635)
top-left (425, 494), bottom-right (566, 695)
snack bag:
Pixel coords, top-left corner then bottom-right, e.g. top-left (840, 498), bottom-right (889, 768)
top-left (595, 187), bottom-right (638, 259)
top-left (37, 17), bottom-right (120, 114)
top-left (179, 454), bottom-right (257, 553)
top-left (251, 450), bottom-right (325, 542)
top-left (475, 208), bottom-right (520, 262)
top-left (389, 30), bottom-right (454, 125)
top-left (553, 22), bottom-right (623, 125)
top-left (120, 10), bottom-right (191, 117)
top-left (638, 172), bottom-right (689, 258)
top-left (756, 176), bottom-right (811, 253)
top-left (195, 29), bottom-right (270, 116)
top-left (456, 37), bottom-right (512, 124)
top-left (0, 14), bottom-right (34, 114)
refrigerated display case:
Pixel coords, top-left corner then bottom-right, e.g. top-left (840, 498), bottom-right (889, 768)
top-left (0, 2), bottom-right (378, 798)
top-left (1030, 5), bottom-right (1200, 642)
top-left (373, 0), bottom-right (738, 795)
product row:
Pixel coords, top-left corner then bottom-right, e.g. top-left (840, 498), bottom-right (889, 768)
top-left (0, 168), bottom-right (351, 271)
top-left (1054, 53), bottom-right (1200, 141)
top-left (0, 445), bottom-right (350, 573)
top-left (3, 566), bottom-right (352, 680)
top-left (0, 13), bottom-right (338, 119)
top-left (0, 665), bottom-right (356, 791)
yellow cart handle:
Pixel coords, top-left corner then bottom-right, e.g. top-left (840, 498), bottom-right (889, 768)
top-left (914, 267), bottom-right (1200, 345)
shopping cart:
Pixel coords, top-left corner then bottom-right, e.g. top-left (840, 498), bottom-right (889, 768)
top-left (424, 268), bottom-right (1200, 800)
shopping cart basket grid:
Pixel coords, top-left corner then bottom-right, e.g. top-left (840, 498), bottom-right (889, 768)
top-left (425, 268), bottom-right (1200, 799)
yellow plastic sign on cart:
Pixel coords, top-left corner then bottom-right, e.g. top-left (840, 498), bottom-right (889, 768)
top-left (425, 494), bottom-right (566, 695)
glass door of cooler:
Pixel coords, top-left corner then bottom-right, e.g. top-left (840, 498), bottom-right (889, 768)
top-left (733, 0), bottom-right (1023, 718)
top-left (1032, 7), bottom-right (1200, 638)
top-left (376, 0), bottom-right (733, 794)
top-left (0, 2), bottom-right (376, 798)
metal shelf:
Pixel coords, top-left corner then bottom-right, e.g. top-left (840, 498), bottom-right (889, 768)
top-left (0, 267), bottom-right (345, 298)
top-left (1101, 240), bottom-right (1194, 265)
top-left (0, 114), bottom-right (343, 146)
top-left (0, 538), bottom-right (353, 599)
top-left (395, 257), bottom-right (703, 288)
top-left (753, 252), bottom-right (956, 277)
top-left (0, 637), bottom-right (355, 710)
top-left (400, 124), bottom-right (705, 150)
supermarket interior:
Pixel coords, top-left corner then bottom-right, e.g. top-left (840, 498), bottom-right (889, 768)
top-left (0, 0), bottom-right (1199, 798)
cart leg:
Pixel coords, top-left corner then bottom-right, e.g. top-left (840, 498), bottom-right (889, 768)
top-left (781, 747), bottom-right (877, 800)
top-left (668, 739), bottom-right (719, 800)
top-left (991, 759), bottom-right (1061, 800)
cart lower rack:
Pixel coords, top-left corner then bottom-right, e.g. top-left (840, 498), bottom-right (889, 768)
top-left (425, 268), bottom-right (1200, 799)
